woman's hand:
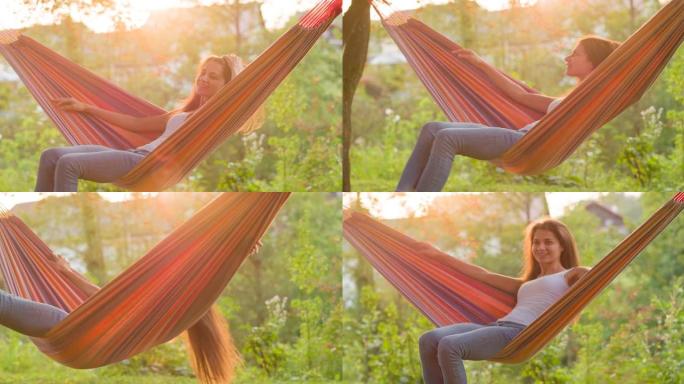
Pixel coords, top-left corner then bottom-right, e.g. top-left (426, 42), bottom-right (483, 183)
top-left (565, 266), bottom-right (591, 286)
top-left (52, 97), bottom-right (89, 113)
top-left (453, 48), bottom-right (487, 68)
top-left (452, 47), bottom-right (556, 113)
top-left (48, 254), bottom-right (100, 297)
top-left (48, 253), bottom-right (73, 274)
top-left (413, 240), bottom-right (523, 294)
top-left (412, 241), bottom-right (443, 257)
top-left (249, 240), bottom-right (263, 256)
top-left (52, 98), bottom-right (170, 133)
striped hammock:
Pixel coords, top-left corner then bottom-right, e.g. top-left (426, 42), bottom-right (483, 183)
top-left (343, 193), bottom-right (684, 363)
top-left (0, 0), bottom-right (342, 191)
top-left (371, 0), bottom-right (684, 174)
top-left (0, 193), bottom-right (290, 368)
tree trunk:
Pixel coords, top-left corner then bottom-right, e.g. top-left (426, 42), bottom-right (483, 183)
top-left (77, 194), bottom-right (107, 284)
top-left (342, 0), bottom-right (371, 191)
top-left (234, 0), bottom-right (242, 54)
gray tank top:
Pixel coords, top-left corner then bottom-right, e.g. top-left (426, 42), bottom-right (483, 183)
top-left (518, 98), bottom-right (563, 133)
top-left (136, 112), bottom-right (190, 153)
top-left (498, 270), bottom-right (569, 326)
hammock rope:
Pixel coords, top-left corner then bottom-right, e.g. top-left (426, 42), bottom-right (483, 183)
top-left (0, 0), bottom-right (342, 190)
top-left (343, 192), bottom-right (683, 363)
top-left (0, 192), bottom-right (290, 368)
top-left (370, 0), bottom-right (684, 174)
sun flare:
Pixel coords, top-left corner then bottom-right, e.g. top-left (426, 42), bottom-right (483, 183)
top-left (0, 0), bottom-right (317, 33)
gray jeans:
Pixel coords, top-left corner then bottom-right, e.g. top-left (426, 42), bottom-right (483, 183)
top-left (0, 290), bottom-right (68, 337)
top-left (396, 122), bottom-right (524, 192)
top-left (35, 145), bottom-right (147, 192)
top-left (419, 321), bottom-right (525, 384)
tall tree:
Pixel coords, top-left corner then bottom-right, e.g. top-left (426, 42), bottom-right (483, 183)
top-left (233, 0), bottom-right (243, 54)
top-left (76, 193), bottom-right (107, 283)
top-left (342, 0), bottom-right (371, 191)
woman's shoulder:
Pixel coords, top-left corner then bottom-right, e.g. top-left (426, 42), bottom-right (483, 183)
top-left (540, 269), bottom-right (569, 277)
top-left (527, 269), bottom-right (568, 283)
top-left (169, 111), bottom-right (191, 121)
top-left (547, 98), bottom-right (564, 113)
top-left (566, 266), bottom-right (590, 273)
top-left (162, 111), bottom-right (190, 129)
top-left (564, 266), bottom-right (591, 285)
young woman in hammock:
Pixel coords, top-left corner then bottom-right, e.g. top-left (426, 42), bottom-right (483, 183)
top-left (396, 36), bottom-right (620, 192)
top-left (35, 55), bottom-right (256, 192)
top-left (416, 218), bottom-right (590, 384)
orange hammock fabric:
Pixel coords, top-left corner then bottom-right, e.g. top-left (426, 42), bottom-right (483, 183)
top-left (0, 192), bottom-right (290, 368)
top-left (343, 193), bottom-right (684, 363)
top-left (0, 0), bottom-right (342, 190)
top-left (371, 0), bottom-right (684, 174)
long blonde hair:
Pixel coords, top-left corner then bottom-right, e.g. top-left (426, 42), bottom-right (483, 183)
top-left (520, 218), bottom-right (580, 281)
top-left (185, 306), bottom-right (241, 383)
top-left (177, 55), bottom-right (264, 134)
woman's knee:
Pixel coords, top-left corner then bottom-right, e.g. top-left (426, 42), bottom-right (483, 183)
top-left (437, 336), bottom-right (467, 362)
top-left (39, 148), bottom-right (64, 167)
top-left (419, 329), bottom-right (441, 353)
top-left (433, 129), bottom-right (459, 143)
top-left (52, 306), bottom-right (68, 323)
top-left (431, 130), bottom-right (462, 157)
top-left (54, 155), bottom-right (82, 177)
top-left (420, 122), bottom-right (445, 138)
top-left (0, 290), bottom-right (11, 313)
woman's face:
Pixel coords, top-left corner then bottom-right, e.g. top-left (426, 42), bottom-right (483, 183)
top-left (564, 43), bottom-right (594, 79)
top-left (195, 60), bottom-right (227, 98)
top-left (531, 228), bottom-right (564, 267)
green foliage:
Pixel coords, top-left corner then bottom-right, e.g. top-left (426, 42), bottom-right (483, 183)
top-left (343, 280), bottom-right (431, 383)
top-left (276, 194), bottom-right (342, 380)
top-left (520, 332), bottom-right (572, 383)
top-left (243, 295), bottom-right (289, 376)
top-left (617, 107), bottom-right (665, 187)
top-left (213, 133), bottom-right (268, 191)
top-left (0, 330), bottom-right (194, 383)
top-left (232, 192), bottom-right (342, 381)
top-left (0, 84), bottom-right (64, 191)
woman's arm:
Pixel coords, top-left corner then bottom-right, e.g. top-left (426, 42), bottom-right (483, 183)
top-left (565, 266), bottom-right (591, 325)
top-left (49, 255), bottom-right (100, 298)
top-left (455, 49), bottom-right (556, 114)
top-left (413, 242), bottom-right (523, 295)
top-left (565, 266), bottom-right (591, 286)
top-left (46, 238), bottom-right (261, 299)
top-left (52, 97), bottom-right (171, 134)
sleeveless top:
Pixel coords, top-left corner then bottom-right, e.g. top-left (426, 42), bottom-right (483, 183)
top-left (136, 112), bottom-right (190, 153)
top-left (518, 98), bottom-right (563, 134)
top-left (498, 270), bottom-right (569, 326)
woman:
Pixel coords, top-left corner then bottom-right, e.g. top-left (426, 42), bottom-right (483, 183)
top-left (417, 218), bottom-right (590, 384)
top-left (396, 36), bottom-right (620, 192)
top-left (35, 54), bottom-right (259, 192)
